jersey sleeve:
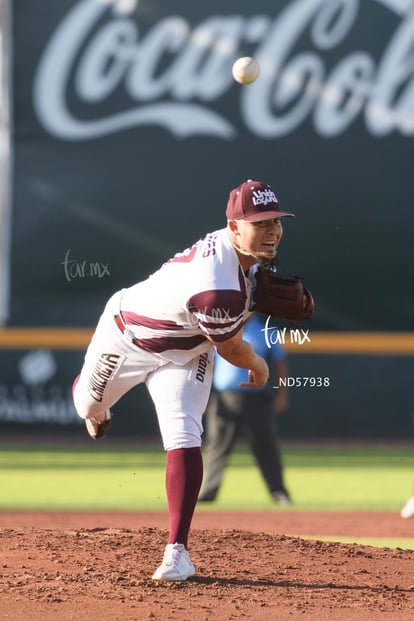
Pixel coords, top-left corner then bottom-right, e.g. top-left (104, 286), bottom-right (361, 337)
top-left (187, 289), bottom-right (245, 342)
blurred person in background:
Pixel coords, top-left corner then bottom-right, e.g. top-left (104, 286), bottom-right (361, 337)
top-left (198, 313), bottom-right (292, 505)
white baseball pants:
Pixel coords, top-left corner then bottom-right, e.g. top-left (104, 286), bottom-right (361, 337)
top-left (73, 291), bottom-right (214, 450)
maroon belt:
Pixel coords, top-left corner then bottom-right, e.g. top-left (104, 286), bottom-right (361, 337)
top-left (115, 313), bottom-right (151, 354)
top-left (114, 314), bottom-right (126, 334)
top-left (115, 313), bottom-right (147, 351)
top-left (114, 314), bottom-right (142, 348)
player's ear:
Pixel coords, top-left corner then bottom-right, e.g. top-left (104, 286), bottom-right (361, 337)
top-left (228, 219), bottom-right (240, 235)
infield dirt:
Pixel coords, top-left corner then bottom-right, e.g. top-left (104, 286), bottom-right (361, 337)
top-left (0, 510), bottom-right (414, 620)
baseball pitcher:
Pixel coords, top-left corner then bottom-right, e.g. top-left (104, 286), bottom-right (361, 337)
top-left (72, 179), bottom-right (314, 581)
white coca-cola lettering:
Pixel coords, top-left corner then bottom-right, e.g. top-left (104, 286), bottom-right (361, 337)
top-left (34, 2), bottom-right (235, 139)
top-left (33, 0), bottom-right (414, 141)
top-left (366, 10), bottom-right (414, 134)
top-left (312, 52), bottom-right (374, 135)
top-left (76, 19), bottom-right (137, 101)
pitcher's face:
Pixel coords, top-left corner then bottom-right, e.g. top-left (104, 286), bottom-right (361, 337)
top-left (230, 217), bottom-right (283, 262)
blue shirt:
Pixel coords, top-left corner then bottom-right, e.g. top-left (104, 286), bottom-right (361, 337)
top-left (212, 314), bottom-right (285, 391)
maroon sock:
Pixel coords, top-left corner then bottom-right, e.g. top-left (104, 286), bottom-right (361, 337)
top-left (165, 447), bottom-right (203, 548)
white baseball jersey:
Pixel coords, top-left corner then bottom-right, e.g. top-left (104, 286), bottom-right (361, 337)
top-left (118, 228), bottom-right (256, 364)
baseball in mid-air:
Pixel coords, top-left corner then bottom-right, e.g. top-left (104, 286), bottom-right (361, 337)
top-left (232, 57), bottom-right (260, 84)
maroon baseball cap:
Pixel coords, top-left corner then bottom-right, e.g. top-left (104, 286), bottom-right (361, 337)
top-left (226, 180), bottom-right (294, 221)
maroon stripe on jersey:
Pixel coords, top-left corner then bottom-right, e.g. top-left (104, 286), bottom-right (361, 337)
top-left (199, 312), bottom-right (244, 330)
top-left (187, 289), bottom-right (245, 317)
top-left (121, 311), bottom-right (182, 331)
top-left (132, 334), bottom-right (207, 354)
top-left (205, 323), bottom-right (243, 342)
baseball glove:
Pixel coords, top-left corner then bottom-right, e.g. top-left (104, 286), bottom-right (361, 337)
top-left (252, 265), bottom-right (314, 321)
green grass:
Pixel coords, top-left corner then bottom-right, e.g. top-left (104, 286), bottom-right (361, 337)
top-left (0, 445), bottom-right (168, 510)
top-left (1, 443), bottom-right (414, 549)
top-left (213, 445), bottom-right (414, 511)
top-left (0, 443), bottom-right (413, 511)
top-left (301, 536), bottom-right (414, 550)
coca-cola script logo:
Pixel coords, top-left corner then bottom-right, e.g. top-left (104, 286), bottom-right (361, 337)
top-left (33, 0), bottom-right (414, 141)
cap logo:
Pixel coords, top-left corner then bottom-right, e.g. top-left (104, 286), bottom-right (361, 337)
top-left (251, 188), bottom-right (277, 207)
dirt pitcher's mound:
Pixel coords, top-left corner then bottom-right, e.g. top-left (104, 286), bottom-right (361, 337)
top-left (1, 526), bottom-right (414, 621)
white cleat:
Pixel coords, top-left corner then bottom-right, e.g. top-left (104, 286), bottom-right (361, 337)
top-left (401, 496), bottom-right (414, 519)
top-left (152, 543), bottom-right (195, 581)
